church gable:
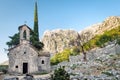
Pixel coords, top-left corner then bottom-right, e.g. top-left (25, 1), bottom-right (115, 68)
top-left (9, 44), bottom-right (38, 58)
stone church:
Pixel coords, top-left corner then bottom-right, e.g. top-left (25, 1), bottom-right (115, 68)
top-left (8, 24), bottom-right (51, 74)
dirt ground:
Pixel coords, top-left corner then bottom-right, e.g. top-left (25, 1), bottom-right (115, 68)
top-left (0, 74), bottom-right (4, 80)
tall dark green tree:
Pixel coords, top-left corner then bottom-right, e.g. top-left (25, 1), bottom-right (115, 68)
top-left (34, 1), bottom-right (39, 41)
top-left (31, 1), bottom-right (44, 50)
top-left (6, 1), bottom-right (44, 50)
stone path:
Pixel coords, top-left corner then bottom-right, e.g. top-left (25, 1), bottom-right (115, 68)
top-left (2, 74), bottom-right (51, 80)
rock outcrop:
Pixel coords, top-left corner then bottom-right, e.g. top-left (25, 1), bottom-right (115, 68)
top-left (79, 16), bottom-right (120, 41)
top-left (42, 16), bottom-right (120, 54)
top-left (54, 43), bottom-right (120, 80)
top-left (42, 29), bottom-right (79, 54)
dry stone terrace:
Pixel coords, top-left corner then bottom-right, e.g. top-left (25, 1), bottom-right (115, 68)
top-left (52, 43), bottom-right (120, 80)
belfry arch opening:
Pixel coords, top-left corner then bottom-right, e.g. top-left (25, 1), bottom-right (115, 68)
top-left (23, 30), bottom-right (27, 40)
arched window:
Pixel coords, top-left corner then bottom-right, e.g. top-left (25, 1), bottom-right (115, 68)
top-left (23, 30), bottom-right (27, 40)
top-left (41, 60), bottom-right (44, 64)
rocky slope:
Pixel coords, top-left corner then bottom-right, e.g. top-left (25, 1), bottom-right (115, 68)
top-left (42, 16), bottom-right (120, 54)
top-left (79, 16), bottom-right (120, 42)
top-left (55, 43), bottom-right (120, 80)
top-left (42, 29), bottom-right (80, 54)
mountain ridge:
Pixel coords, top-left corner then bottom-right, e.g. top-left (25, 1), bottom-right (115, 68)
top-left (42, 16), bottom-right (120, 54)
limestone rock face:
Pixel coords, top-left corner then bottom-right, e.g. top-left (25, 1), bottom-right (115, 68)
top-left (42, 29), bottom-right (79, 54)
top-left (42, 16), bottom-right (120, 54)
top-left (79, 16), bottom-right (120, 41)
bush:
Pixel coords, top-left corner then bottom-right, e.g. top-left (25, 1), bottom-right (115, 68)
top-left (50, 47), bottom-right (81, 65)
top-left (86, 26), bottom-right (120, 49)
top-left (51, 66), bottom-right (70, 80)
top-left (50, 49), bottom-right (71, 65)
top-left (2, 69), bottom-right (8, 74)
top-left (70, 46), bottom-right (80, 56)
top-left (0, 65), bottom-right (8, 74)
top-left (116, 37), bottom-right (120, 45)
top-left (102, 71), bottom-right (114, 76)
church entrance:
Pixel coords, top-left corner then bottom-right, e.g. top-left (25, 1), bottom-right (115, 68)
top-left (23, 63), bottom-right (28, 74)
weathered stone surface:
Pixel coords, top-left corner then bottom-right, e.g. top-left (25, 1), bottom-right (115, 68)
top-left (42, 16), bottom-right (120, 55)
top-left (79, 16), bottom-right (120, 42)
top-left (3, 74), bottom-right (51, 80)
top-left (8, 43), bottom-right (38, 74)
top-left (42, 29), bottom-right (79, 54)
top-left (8, 25), bottom-right (51, 75)
top-left (54, 43), bottom-right (120, 80)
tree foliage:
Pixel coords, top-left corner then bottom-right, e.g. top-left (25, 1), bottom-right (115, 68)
top-left (50, 49), bottom-right (70, 65)
top-left (82, 26), bottom-right (120, 50)
top-left (30, 31), bottom-right (44, 50)
top-left (50, 47), bottom-right (80, 65)
top-left (6, 31), bottom-right (44, 50)
top-left (6, 2), bottom-right (44, 50)
top-left (70, 46), bottom-right (80, 56)
top-left (33, 2), bottom-right (39, 42)
top-left (51, 66), bottom-right (70, 80)
top-left (6, 33), bottom-right (19, 48)
top-left (30, 1), bottom-right (44, 50)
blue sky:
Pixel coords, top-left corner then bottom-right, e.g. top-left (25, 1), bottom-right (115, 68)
top-left (0, 0), bottom-right (120, 63)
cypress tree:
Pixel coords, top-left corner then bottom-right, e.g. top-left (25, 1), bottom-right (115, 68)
top-left (30, 1), bottom-right (44, 50)
top-left (33, 1), bottom-right (39, 41)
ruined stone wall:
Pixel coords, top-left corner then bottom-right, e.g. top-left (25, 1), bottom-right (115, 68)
top-left (69, 43), bottom-right (120, 63)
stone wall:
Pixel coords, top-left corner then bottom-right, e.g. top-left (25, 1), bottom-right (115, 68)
top-left (8, 43), bottom-right (38, 74)
top-left (19, 25), bottom-right (31, 44)
top-left (69, 43), bottom-right (120, 63)
top-left (38, 56), bottom-right (51, 73)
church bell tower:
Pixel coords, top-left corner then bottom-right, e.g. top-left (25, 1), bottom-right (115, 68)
top-left (19, 24), bottom-right (31, 44)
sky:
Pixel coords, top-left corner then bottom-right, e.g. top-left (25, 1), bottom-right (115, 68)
top-left (0, 0), bottom-right (120, 63)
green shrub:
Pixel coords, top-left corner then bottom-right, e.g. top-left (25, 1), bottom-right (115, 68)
top-left (71, 64), bottom-right (77, 70)
top-left (50, 47), bottom-right (81, 65)
top-left (102, 71), bottom-right (114, 76)
top-left (51, 66), bottom-right (70, 80)
top-left (85, 26), bottom-right (120, 49)
top-left (51, 26), bottom-right (120, 65)
top-left (0, 65), bottom-right (8, 74)
top-left (50, 49), bottom-right (71, 65)
top-left (70, 46), bottom-right (80, 56)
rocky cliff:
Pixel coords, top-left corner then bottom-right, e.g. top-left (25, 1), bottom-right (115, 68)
top-left (79, 16), bottom-right (120, 41)
top-left (42, 16), bottom-right (120, 54)
top-left (42, 29), bottom-right (79, 54)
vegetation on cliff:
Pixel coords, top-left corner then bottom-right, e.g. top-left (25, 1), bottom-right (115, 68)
top-left (50, 46), bottom-right (80, 65)
top-left (51, 26), bottom-right (120, 65)
top-left (83, 26), bottom-right (120, 51)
